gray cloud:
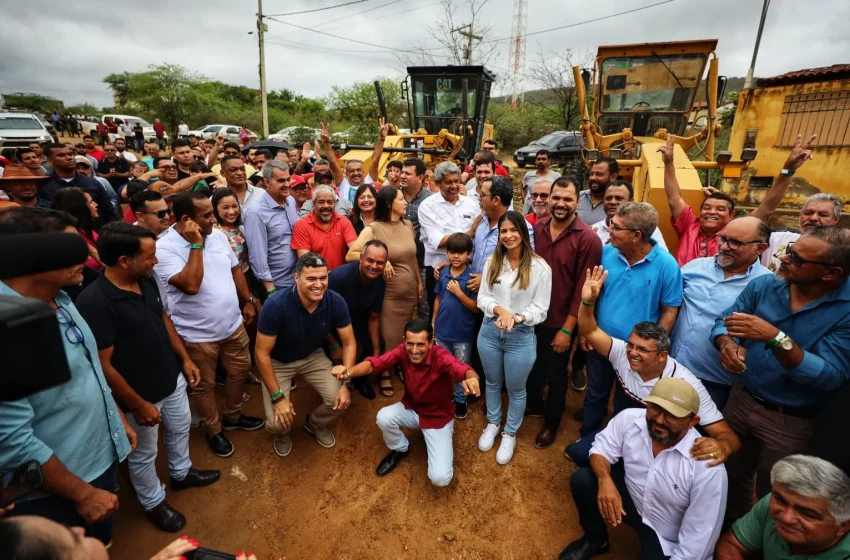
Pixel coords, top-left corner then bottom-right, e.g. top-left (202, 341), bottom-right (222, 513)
top-left (1, 0), bottom-right (847, 111)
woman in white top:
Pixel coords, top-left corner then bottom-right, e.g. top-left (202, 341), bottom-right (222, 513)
top-left (476, 210), bottom-right (552, 465)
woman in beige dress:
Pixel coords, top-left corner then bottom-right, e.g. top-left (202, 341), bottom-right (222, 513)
top-left (347, 186), bottom-right (423, 396)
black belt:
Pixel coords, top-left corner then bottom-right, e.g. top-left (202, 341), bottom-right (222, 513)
top-left (743, 388), bottom-right (819, 419)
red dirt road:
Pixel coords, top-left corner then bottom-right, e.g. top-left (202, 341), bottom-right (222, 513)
top-left (110, 382), bottom-right (640, 559)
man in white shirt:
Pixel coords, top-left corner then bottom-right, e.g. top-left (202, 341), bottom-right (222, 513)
top-left (463, 157), bottom-right (495, 208)
top-left (521, 149), bottom-right (560, 214)
top-left (155, 192), bottom-right (263, 459)
top-left (114, 138), bottom-right (137, 163)
top-left (560, 378), bottom-right (728, 560)
top-left (177, 120), bottom-right (190, 139)
top-left (418, 161), bottom-right (480, 314)
top-left (591, 180), bottom-right (668, 250)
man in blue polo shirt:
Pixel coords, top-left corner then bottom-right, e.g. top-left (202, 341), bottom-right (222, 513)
top-left (569, 202), bottom-right (682, 462)
top-left (254, 252), bottom-right (358, 457)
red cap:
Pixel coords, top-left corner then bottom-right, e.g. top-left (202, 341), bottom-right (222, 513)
top-left (290, 174), bottom-right (306, 186)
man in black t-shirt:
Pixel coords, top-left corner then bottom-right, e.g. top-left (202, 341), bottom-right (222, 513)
top-left (96, 144), bottom-right (131, 191)
top-left (328, 240), bottom-right (388, 399)
top-left (76, 223), bottom-right (220, 533)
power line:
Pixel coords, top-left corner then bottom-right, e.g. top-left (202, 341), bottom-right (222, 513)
top-left (266, 37), bottom-right (405, 55)
top-left (264, 14), bottom-right (423, 52)
top-left (265, 0), bottom-right (406, 39)
top-left (264, 0), bottom-right (371, 17)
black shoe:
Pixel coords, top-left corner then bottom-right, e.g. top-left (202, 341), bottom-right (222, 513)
top-left (207, 432), bottom-right (234, 458)
top-left (558, 535), bottom-right (609, 560)
top-left (455, 401), bottom-right (468, 420)
top-left (376, 450), bottom-right (409, 477)
top-left (147, 500), bottom-right (186, 533)
top-left (573, 407), bottom-right (585, 422)
top-left (170, 468), bottom-right (221, 491)
top-left (564, 441), bottom-right (579, 463)
top-left (222, 415), bottom-right (264, 431)
top-left (355, 378), bottom-right (376, 400)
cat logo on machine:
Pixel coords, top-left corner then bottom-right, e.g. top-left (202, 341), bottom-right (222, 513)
top-left (437, 78), bottom-right (453, 92)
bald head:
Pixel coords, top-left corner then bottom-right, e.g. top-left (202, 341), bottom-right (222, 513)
top-left (716, 216), bottom-right (770, 272)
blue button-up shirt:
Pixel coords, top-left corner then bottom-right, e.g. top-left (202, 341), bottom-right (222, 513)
top-left (671, 257), bottom-right (772, 386)
top-left (243, 191), bottom-right (300, 290)
top-left (710, 274), bottom-right (850, 407)
top-left (471, 215), bottom-right (535, 274)
top-left (0, 284), bottom-right (129, 500)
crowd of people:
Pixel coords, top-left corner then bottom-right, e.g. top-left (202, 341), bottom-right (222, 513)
top-left (0, 119), bottom-right (848, 560)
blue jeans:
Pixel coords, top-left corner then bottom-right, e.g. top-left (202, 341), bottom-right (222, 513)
top-left (125, 375), bottom-right (192, 511)
top-left (477, 319), bottom-right (536, 435)
top-left (436, 339), bottom-right (472, 404)
top-left (580, 349), bottom-right (616, 437)
top-left (376, 402), bottom-right (454, 487)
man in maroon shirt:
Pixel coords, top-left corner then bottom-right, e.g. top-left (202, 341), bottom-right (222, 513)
top-left (528, 176), bottom-right (602, 449)
top-left (333, 319), bottom-right (479, 486)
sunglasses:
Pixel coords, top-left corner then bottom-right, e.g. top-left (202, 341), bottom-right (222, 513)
top-left (716, 234), bottom-right (762, 251)
top-left (785, 243), bottom-right (835, 268)
top-left (142, 209), bottom-right (173, 219)
top-left (292, 185), bottom-right (309, 192)
top-left (530, 192), bottom-right (549, 200)
top-left (158, 164), bottom-right (177, 170)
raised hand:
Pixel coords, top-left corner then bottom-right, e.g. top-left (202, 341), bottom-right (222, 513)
top-left (320, 122), bottom-right (331, 144)
top-left (784, 133), bottom-right (817, 170)
top-left (378, 117), bottom-right (389, 140)
top-left (582, 266), bottom-right (608, 303)
top-left (180, 219), bottom-right (204, 245)
top-left (657, 133), bottom-right (675, 165)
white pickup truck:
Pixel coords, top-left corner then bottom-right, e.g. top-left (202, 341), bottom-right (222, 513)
top-left (81, 114), bottom-right (167, 142)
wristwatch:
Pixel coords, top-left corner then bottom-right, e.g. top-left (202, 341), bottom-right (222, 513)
top-left (767, 330), bottom-right (793, 351)
top-left (342, 380), bottom-right (353, 389)
top-left (248, 296), bottom-right (256, 305)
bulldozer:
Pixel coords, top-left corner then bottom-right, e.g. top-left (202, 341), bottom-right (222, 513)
top-left (572, 40), bottom-right (754, 254)
top-left (336, 65), bottom-right (496, 175)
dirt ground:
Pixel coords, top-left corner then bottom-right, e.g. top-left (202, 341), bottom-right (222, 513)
top-left (109, 381), bottom-right (640, 560)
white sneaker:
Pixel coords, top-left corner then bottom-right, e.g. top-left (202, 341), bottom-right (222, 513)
top-left (496, 432), bottom-right (517, 465)
top-left (478, 423), bottom-right (500, 452)
top-left (190, 410), bottom-right (201, 429)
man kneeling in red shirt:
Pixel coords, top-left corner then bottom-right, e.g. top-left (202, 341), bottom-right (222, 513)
top-left (332, 318), bottom-right (480, 486)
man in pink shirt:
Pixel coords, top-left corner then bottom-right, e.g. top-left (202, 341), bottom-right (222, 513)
top-left (658, 135), bottom-right (735, 266)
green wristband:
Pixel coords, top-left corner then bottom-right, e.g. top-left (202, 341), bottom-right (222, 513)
top-left (267, 287), bottom-right (277, 295)
top-left (329, 344), bottom-right (341, 351)
top-left (581, 300), bottom-right (595, 307)
top-left (189, 243), bottom-right (204, 250)
top-left (270, 389), bottom-right (283, 400)
top-left (560, 327), bottom-right (573, 336)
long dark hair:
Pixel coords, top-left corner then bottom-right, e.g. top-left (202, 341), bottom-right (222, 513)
top-left (486, 210), bottom-right (536, 291)
top-left (375, 186), bottom-right (403, 223)
top-left (211, 188), bottom-right (242, 228)
top-left (50, 187), bottom-right (93, 236)
top-left (349, 183), bottom-right (378, 229)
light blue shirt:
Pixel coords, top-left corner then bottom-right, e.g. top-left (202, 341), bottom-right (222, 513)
top-left (0, 284), bottom-right (129, 500)
top-left (471, 215), bottom-right (535, 274)
top-left (243, 191), bottom-right (300, 290)
top-left (597, 242), bottom-right (683, 340)
top-left (710, 274), bottom-right (850, 408)
top-left (670, 257), bottom-right (772, 386)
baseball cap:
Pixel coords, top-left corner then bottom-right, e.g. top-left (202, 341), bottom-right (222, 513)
top-left (289, 174), bottom-right (307, 187)
top-left (643, 378), bottom-right (699, 418)
top-left (74, 155), bottom-right (91, 167)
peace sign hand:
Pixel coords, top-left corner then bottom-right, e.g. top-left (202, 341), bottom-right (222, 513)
top-left (657, 134), bottom-right (675, 165)
top-left (784, 133), bottom-right (817, 171)
top-left (378, 117), bottom-right (389, 140)
top-left (320, 122), bottom-right (331, 144)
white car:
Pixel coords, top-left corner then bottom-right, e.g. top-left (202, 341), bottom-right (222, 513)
top-left (268, 126), bottom-right (320, 143)
top-left (0, 112), bottom-right (54, 149)
top-left (80, 114), bottom-right (166, 143)
top-left (188, 124), bottom-right (257, 143)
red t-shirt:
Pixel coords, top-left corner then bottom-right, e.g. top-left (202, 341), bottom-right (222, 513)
top-left (365, 344), bottom-right (470, 429)
top-left (95, 123), bottom-right (108, 136)
top-left (525, 212), bottom-right (537, 225)
top-left (123, 205), bottom-right (135, 224)
top-left (671, 204), bottom-right (719, 266)
top-left (87, 148), bottom-right (106, 162)
top-left (153, 123), bottom-right (164, 136)
top-left (291, 213), bottom-right (357, 270)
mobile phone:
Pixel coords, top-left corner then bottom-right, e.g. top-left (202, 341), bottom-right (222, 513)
top-left (185, 548), bottom-right (237, 560)
top-left (0, 460), bottom-right (44, 508)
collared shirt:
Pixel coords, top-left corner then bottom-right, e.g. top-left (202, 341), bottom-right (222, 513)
top-left (477, 255), bottom-right (552, 326)
top-left (40, 172), bottom-right (117, 225)
top-left (257, 287), bottom-right (351, 364)
top-left (338, 175), bottom-right (375, 205)
top-left (291, 212), bottom-right (357, 270)
top-left (471, 214), bottom-right (535, 274)
top-left (155, 226), bottom-right (242, 343)
top-left (710, 274), bottom-right (850, 407)
top-left (242, 191), bottom-right (300, 290)
top-left (592, 218), bottom-right (669, 252)
top-left (597, 242), bottom-right (683, 340)
top-left (671, 257), bottom-right (772, 386)
top-left (403, 186), bottom-right (433, 261)
top-left (97, 157), bottom-right (130, 190)
top-left (366, 344), bottom-right (470, 429)
top-left (76, 273), bottom-right (179, 408)
top-left (239, 184), bottom-right (262, 210)
top-left (418, 193), bottom-right (478, 267)
top-left (299, 197), bottom-right (353, 219)
top-left (606, 338), bottom-right (723, 426)
top-left (671, 204), bottom-right (719, 266)
top-left (576, 189), bottom-right (606, 224)
top-left (591, 408), bottom-right (727, 560)
top-left (434, 266), bottom-right (478, 343)
top-left (733, 493), bottom-right (850, 559)
top-left (328, 262), bottom-right (385, 339)
top-left (534, 216), bottom-right (602, 328)
top-left (0, 284), bottom-right (129, 499)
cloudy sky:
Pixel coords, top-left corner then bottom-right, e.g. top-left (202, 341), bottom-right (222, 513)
top-left (1, 0), bottom-right (847, 109)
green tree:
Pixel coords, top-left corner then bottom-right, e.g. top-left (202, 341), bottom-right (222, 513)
top-left (326, 78), bottom-right (406, 132)
top-left (103, 72), bottom-right (133, 108)
top-left (66, 103), bottom-right (99, 115)
top-left (2, 93), bottom-right (64, 114)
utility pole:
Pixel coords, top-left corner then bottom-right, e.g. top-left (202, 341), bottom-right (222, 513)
top-left (744, 0), bottom-right (770, 89)
top-left (257, 0), bottom-right (269, 138)
top-left (452, 24), bottom-right (481, 66)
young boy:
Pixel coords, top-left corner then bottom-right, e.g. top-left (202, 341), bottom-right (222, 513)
top-left (432, 233), bottom-right (479, 419)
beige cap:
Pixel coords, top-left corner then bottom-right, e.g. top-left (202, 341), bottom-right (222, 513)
top-left (644, 378), bottom-right (700, 418)
top-left (74, 155), bottom-right (91, 167)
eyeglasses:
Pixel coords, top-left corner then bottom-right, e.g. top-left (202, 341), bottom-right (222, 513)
top-left (785, 243), bottom-right (835, 268)
top-left (716, 234), bottom-right (762, 250)
top-left (157, 164), bottom-right (177, 170)
top-left (55, 306), bottom-right (85, 345)
top-left (142, 209), bottom-right (172, 219)
top-left (530, 192), bottom-right (549, 200)
top-left (292, 186), bottom-right (308, 192)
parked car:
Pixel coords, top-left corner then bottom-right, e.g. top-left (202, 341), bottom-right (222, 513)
top-left (0, 112), bottom-right (55, 149)
top-left (268, 126), bottom-right (320, 144)
top-left (81, 114), bottom-right (166, 143)
top-left (33, 114), bottom-right (58, 141)
top-left (513, 131), bottom-right (583, 168)
top-left (188, 124), bottom-right (257, 143)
